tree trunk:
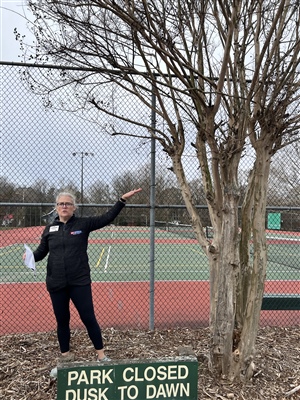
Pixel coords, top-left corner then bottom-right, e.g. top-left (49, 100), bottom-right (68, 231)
top-left (208, 186), bottom-right (240, 377)
top-left (208, 150), bottom-right (271, 381)
top-left (229, 151), bottom-right (271, 380)
top-left (171, 142), bottom-right (272, 381)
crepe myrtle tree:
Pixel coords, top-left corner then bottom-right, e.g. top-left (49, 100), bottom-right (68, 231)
top-left (17, 0), bottom-right (300, 381)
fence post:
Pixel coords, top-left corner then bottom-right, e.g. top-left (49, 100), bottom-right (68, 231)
top-left (149, 81), bottom-right (157, 330)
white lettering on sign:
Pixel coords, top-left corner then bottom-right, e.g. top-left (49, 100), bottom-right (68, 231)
top-left (67, 369), bottom-right (113, 386)
top-left (117, 385), bottom-right (139, 400)
top-left (146, 383), bottom-right (190, 398)
top-left (65, 387), bottom-right (109, 400)
top-left (123, 365), bottom-right (189, 382)
top-left (58, 361), bottom-right (196, 400)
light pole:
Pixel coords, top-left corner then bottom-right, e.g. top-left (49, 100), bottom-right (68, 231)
top-left (17, 187), bottom-right (28, 226)
top-left (72, 152), bottom-right (94, 215)
top-left (141, 213), bottom-right (148, 227)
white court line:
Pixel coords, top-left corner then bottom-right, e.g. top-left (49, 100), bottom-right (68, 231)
top-left (266, 235), bottom-right (300, 241)
top-left (104, 231), bottom-right (114, 272)
top-left (104, 246), bottom-right (111, 272)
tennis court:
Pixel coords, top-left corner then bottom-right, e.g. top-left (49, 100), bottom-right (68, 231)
top-left (0, 226), bottom-right (299, 283)
top-left (1, 226), bottom-right (299, 333)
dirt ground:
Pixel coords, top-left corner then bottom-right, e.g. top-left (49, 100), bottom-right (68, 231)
top-left (0, 326), bottom-right (299, 400)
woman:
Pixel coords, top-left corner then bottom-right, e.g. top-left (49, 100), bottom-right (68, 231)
top-left (26, 188), bottom-right (142, 374)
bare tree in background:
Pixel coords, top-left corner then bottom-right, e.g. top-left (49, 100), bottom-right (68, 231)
top-left (269, 142), bottom-right (300, 204)
top-left (17, 0), bottom-right (300, 381)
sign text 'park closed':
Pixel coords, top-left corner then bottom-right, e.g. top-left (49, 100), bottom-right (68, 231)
top-left (57, 357), bottom-right (198, 400)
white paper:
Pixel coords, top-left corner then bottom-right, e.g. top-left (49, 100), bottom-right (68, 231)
top-left (24, 244), bottom-right (36, 272)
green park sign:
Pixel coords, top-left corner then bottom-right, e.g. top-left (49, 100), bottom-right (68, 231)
top-left (57, 357), bottom-right (198, 400)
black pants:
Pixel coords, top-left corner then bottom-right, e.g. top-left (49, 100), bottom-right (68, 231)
top-left (49, 284), bottom-right (103, 353)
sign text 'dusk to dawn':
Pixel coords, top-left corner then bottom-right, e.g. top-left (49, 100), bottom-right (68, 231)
top-left (57, 357), bottom-right (198, 400)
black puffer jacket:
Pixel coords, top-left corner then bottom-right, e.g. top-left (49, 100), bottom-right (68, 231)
top-left (34, 200), bottom-right (125, 292)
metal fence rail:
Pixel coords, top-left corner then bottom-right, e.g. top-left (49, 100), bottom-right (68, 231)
top-left (1, 63), bottom-right (299, 334)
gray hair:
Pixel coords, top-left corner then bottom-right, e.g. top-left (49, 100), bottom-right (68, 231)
top-left (56, 192), bottom-right (77, 206)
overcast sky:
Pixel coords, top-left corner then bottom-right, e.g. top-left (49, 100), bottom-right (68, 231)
top-left (0, 1), bottom-right (152, 188)
top-left (0, 1), bottom-right (254, 192)
top-left (0, 0), bottom-right (29, 62)
top-left (1, 61), bottom-right (158, 188)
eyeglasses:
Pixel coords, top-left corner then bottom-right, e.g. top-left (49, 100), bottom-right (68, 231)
top-left (56, 202), bottom-right (74, 207)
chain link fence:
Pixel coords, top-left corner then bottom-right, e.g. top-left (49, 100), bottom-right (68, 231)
top-left (1, 63), bottom-right (299, 334)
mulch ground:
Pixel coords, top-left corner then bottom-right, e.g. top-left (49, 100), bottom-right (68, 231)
top-left (0, 326), bottom-right (299, 400)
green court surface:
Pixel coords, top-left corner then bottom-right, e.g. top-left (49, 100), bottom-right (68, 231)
top-left (0, 227), bottom-right (299, 283)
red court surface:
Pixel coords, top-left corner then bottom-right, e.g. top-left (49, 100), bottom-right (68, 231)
top-left (1, 227), bottom-right (299, 334)
top-left (1, 280), bottom-right (298, 335)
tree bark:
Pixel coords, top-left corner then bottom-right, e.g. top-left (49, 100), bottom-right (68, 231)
top-left (208, 185), bottom-right (240, 377)
top-left (229, 149), bottom-right (271, 380)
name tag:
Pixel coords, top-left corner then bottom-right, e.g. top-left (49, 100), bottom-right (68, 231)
top-left (49, 226), bottom-right (59, 232)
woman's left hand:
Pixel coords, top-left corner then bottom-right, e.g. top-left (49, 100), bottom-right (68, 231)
top-left (121, 188), bottom-right (142, 201)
